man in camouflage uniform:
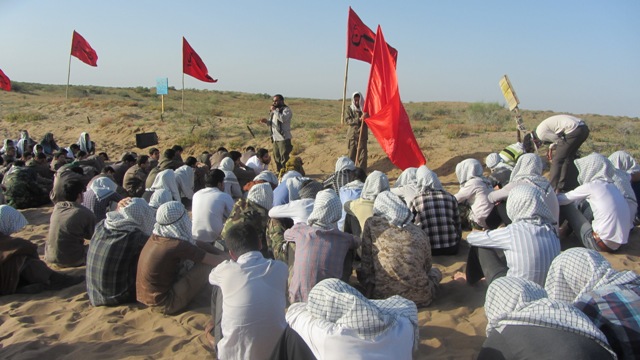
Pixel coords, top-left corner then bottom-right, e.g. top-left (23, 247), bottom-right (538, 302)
top-left (3, 162), bottom-right (50, 209)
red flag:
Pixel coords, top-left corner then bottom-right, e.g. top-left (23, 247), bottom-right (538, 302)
top-left (363, 26), bottom-right (426, 170)
top-left (0, 68), bottom-right (10, 91)
top-left (183, 37), bottom-right (217, 83)
top-left (71, 31), bottom-right (98, 67)
top-left (346, 7), bottom-right (398, 64)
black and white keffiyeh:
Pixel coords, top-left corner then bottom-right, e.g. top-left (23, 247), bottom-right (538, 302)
top-left (608, 151), bottom-right (640, 174)
top-left (0, 205), bottom-right (28, 235)
top-left (485, 277), bottom-right (614, 357)
top-left (254, 170), bottom-right (279, 188)
top-left (306, 279), bottom-right (418, 347)
top-left (299, 180), bottom-right (324, 200)
top-left (149, 189), bottom-right (172, 210)
top-left (416, 165), bottom-right (443, 192)
top-left (506, 185), bottom-right (555, 226)
top-left (575, 153), bottom-right (615, 185)
top-left (307, 189), bottom-right (342, 229)
top-left (105, 198), bottom-right (156, 236)
top-left (335, 156), bottom-right (356, 173)
top-left (286, 177), bottom-right (311, 201)
top-left (455, 159), bottom-right (486, 185)
top-left (361, 170), bottom-right (390, 201)
top-left (247, 182), bottom-right (273, 210)
top-left (394, 167), bottom-right (417, 187)
top-left (545, 247), bottom-right (640, 303)
top-left (153, 201), bottom-right (193, 244)
top-left (486, 153), bottom-right (512, 171)
top-left (509, 154), bottom-right (552, 193)
top-left (373, 191), bottom-right (412, 227)
top-left (90, 176), bottom-right (117, 201)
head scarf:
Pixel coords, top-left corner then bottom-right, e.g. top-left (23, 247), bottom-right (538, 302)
top-left (545, 247), bottom-right (640, 303)
top-left (509, 154), bottom-right (552, 193)
top-left (286, 177), bottom-right (310, 201)
top-left (575, 153), bottom-right (615, 185)
top-left (350, 92), bottom-right (364, 112)
top-left (335, 156), bottom-right (356, 173)
top-left (394, 167), bottom-right (417, 187)
top-left (77, 132), bottom-right (93, 153)
top-left (608, 150), bottom-right (640, 174)
top-left (455, 159), bottom-right (484, 185)
top-left (373, 191), bottom-right (412, 227)
top-left (16, 130), bottom-right (31, 156)
top-left (506, 185), bottom-right (555, 226)
top-left (105, 198), bottom-right (155, 235)
top-left (0, 139), bottom-right (13, 154)
top-left (149, 189), bottom-right (172, 210)
top-left (611, 166), bottom-right (637, 204)
top-left (485, 153), bottom-right (502, 170)
top-left (299, 179), bottom-right (324, 199)
top-left (254, 170), bottom-right (278, 188)
top-left (278, 157), bottom-right (305, 179)
top-left (306, 279), bottom-right (418, 348)
top-left (361, 171), bottom-right (390, 201)
top-left (485, 277), bottom-right (614, 356)
top-left (416, 165), bottom-right (443, 192)
top-left (90, 177), bottom-right (117, 201)
top-left (0, 205), bottom-right (28, 235)
top-left (218, 157), bottom-right (238, 181)
top-left (247, 182), bottom-right (273, 210)
top-left (153, 201), bottom-right (193, 244)
top-left (280, 170), bottom-right (302, 185)
top-left (324, 157), bottom-right (357, 193)
top-left (307, 189), bottom-right (342, 229)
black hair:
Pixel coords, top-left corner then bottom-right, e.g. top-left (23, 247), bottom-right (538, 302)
top-left (122, 154), bottom-right (136, 163)
top-left (102, 166), bottom-right (115, 174)
top-left (13, 160), bottom-right (25, 167)
top-left (225, 222), bottom-right (261, 256)
top-left (257, 148), bottom-right (269, 158)
top-left (35, 153), bottom-right (47, 160)
top-left (148, 147), bottom-right (160, 155)
top-left (22, 152), bottom-right (33, 158)
top-left (229, 151), bottom-right (242, 161)
top-left (163, 148), bottom-right (176, 160)
top-left (70, 144), bottom-right (80, 151)
top-left (98, 152), bottom-right (109, 160)
top-left (62, 179), bottom-right (85, 202)
top-left (216, 146), bottom-right (228, 152)
top-left (172, 145), bottom-right (183, 152)
top-left (274, 94), bottom-right (285, 102)
top-left (353, 167), bottom-right (367, 182)
top-left (77, 151), bottom-right (87, 158)
top-left (185, 156), bottom-right (197, 167)
top-left (245, 146), bottom-right (255, 152)
top-left (205, 169), bottom-right (225, 188)
top-left (137, 155), bottom-right (150, 166)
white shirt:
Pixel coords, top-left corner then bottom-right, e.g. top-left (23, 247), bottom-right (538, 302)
top-left (246, 155), bottom-right (268, 173)
top-left (454, 178), bottom-right (494, 228)
top-left (467, 222), bottom-right (561, 285)
top-left (535, 115), bottom-right (585, 144)
top-left (488, 180), bottom-right (560, 229)
top-left (557, 181), bottom-right (631, 246)
top-left (209, 252), bottom-right (288, 360)
top-left (191, 187), bottom-right (234, 242)
top-left (269, 198), bottom-right (314, 224)
top-left (286, 303), bottom-right (415, 360)
top-left (338, 181), bottom-right (363, 231)
top-left (174, 165), bottom-right (194, 200)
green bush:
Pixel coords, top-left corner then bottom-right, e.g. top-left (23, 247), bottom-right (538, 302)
top-left (5, 112), bottom-right (47, 123)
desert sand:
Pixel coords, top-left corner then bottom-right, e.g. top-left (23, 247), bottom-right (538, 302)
top-left (1, 85), bottom-right (638, 359)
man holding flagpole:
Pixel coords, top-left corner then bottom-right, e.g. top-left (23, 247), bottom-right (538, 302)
top-left (260, 95), bottom-right (293, 173)
top-left (346, 92), bottom-right (368, 171)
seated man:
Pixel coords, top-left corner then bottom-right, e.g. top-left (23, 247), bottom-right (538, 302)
top-left (45, 179), bottom-right (97, 268)
top-left (86, 198), bottom-right (156, 306)
top-left (82, 176), bottom-right (123, 222)
top-left (285, 279), bottom-right (418, 360)
top-left (218, 157), bottom-right (243, 200)
top-left (557, 153), bottom-right (631, 252)
top-left (123, 155), bottom-right (150, 197)
top-left (245, 148), bottom-right (271, 174)
top-left (286, 189), bottom-right (360, 303)
top-left (359, 191), bottom-right (442, 307)
top-left (410, 168), bottom-right (461, 255)
top-left (545, 248), bottom-right (640, 359)
top-left (175, 156), bottom-right (197, 208)
top-left (136, 201), bottom-right (227, 315)
top-left (0, 205), bottom-right (83, 295)
top-left (229, 150), bottom-right (255, 189)
top-left (454, 159), bottom-right (500, 230)
top-left (323, 156), bottom-right (356, 194)
top-left (344, 170), bottom-right (390, 236)
top-left (208, 222), bottom-right (288, 358)
top-left (463, 185), bottom-right (560, 286)
top-left (609, 150), bottom-right (640, 224)
top-left (485, 153), bottom-right (512, 189)
top-left (2, 161), bottom-right (50, 209)
top-left (479, 277), bottom-right (615, 360)
top-left (191, 169), bottom-right (234, 243)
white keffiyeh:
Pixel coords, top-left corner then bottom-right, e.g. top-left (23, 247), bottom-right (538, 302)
top-left (77, 132), bottom-right (93, 153)
top-left (509, 154), bottom-right (552, 193)
top-left (0, 205), bottom-right (28, 235)
top-left (306, 279), bottom-right (418, 348)
top-left (608, 150), bottom-right (640, 174)
top-left (247, 182), bottom-right (273, 210)
top-left (394, 167), bottom-right (417, 187)
top-left (545, 247), bottom-right (640, 303)
top-left (485, 153), bottom-right (502, 170)
top-left (149, 189), bottom-right (172, 210)
top-left (335, 156), bottom-right (356, 173)
top-left (307, 189), bottom-right (342, 229)
top-left (90, 177), bottom-right (117, 201)
top-left (455, 159), bottom-right (486, 186)
top-left (361, 170), bottom-right (390, 201)
top-left (575, 153), bottom-right (615, 185)
top-left (350, 92), bottom-right (364, 112)
top-left (286, 177), bottom-right (311, 202)
top-left (153, 201), bottom-right (194, 244)
top-left (105, 198), bottom-right (156, 236)
top-left (254, 170), bottom-right (279, 187)
top-left (218, 157), bottom-right (238, 181)
top-left (373, 191), bottom-right (412, 227)
top-left (416, 165), bottom-right (443, 192)
top-left (507, 185), bottom-right (555, 226)
top-left (485, 277), bottom-right (614, 357)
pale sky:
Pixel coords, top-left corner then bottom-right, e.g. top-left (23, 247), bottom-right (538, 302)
top-left (1, 0), bottom-right (638, 117)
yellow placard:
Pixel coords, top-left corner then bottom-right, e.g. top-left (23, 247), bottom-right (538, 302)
top-left (499, 75), bottom-right (520, 111)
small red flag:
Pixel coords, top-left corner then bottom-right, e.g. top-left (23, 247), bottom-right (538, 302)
top-left (363, 26), bottom-right (426, 170)
top-left (183, 37), bottom-right (217, 83)
top-left (0, 68), bottom-right (11, 91)
top-left (346, 7), bottom-right (398, 64)
top-left (71, 31), bottom-right (98, 67)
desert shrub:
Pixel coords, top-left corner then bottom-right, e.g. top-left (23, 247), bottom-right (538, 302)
top-left (443, 124), bottom-right (469, 139)
top-left (412, 111), bottom-right (429, 121)
top-left (433, 108), bottom-right (450, 116)
top-left (5, 112), bottom-right (47, 123)
top-left (466, 102), bottom-right (511, 132)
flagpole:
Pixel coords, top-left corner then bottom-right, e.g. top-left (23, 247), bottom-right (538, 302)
top-left (340, 58), bottom-right (349, 125)
top-left (66, 32), bottom-right (74, 100)
top-left (355, 119), bottom-right (364, 168)
top-left (182, 72), bottom-right (185, 113)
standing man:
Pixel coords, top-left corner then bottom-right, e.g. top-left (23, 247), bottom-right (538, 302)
top-left (346, 92), bottom-right (368, 171)
top-left (529, 114), bottom-right (589, 192)
top-left (260, 94), bottom-right (292, 173)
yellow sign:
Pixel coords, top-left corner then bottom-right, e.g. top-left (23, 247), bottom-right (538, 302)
top-left (499, 75), bottom-right (520, 111)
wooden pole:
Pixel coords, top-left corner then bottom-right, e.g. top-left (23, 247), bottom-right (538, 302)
top-left (161, 95), bottom-right (165, 114)
top-left (181, 73), bottom-right (185, 113)
top-left (355, 118), bottom-right (365, 168)
top-left (66, 32), bottom-right (73, 100)
top-left (340, 58), bottom-right (349, 125)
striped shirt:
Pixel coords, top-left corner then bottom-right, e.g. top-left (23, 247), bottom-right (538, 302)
top-left (466, 222), bottom-right (560, 285)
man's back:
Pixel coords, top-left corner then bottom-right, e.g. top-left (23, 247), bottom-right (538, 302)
top-left (45, 201), bottom-right (97, 267)
top-left (191, 187), bottom-right (234, 242)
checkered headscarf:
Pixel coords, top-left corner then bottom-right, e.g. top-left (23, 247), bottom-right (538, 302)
top-left (149, 189), bottom-right (172, 210)
top-left (506, 185), bottom-right (555, 226)
top-left (611, 167), bottom-right (637, 204)
top-left (286, 177), bottom-right (310, 201)
top-left (105, 198), bottom-right (156, 236)
top-left (394, 167), bottom-right (417, 187)
top-left (609, 150), bottom-right (640, 174)
top-left (485, 153), bottom-right (502, 169)
top-left (307, 189), bottom-right (342, 229)
top-left (455, 159), bottom-right (484, 185)
top-left (306, 279), bottom-right (418, 347)
top-left (153, 201), bottom-right (193, 244)
top-left (335, 156), bottom-right (356, 172)
top-left (299, 180), bottom-right (324, 200)
top-left (254, 170), bottom-right (278, 188)
top-left (218, 157), bottom-right (238, 182)
top-left (485, 277), bottom-right (614, 356)
top-left (545, 248), bottom-right (640, 303)
top-left (373, 191), bottom-right (412, 227)
top-left (361, 171), bottom-right (390, 201)
top-left (247, 182), bottom-right (273, 210)
top-left (90, 177), bottom-right (117, 201)
top-left (509, 154), bottom-right (552, 192)
top-left (0, 205), bottom-right (28, 236)
top-left (575, 153), bottom-right (615, 185)
top-left (416, 165), bottom-right (443, 192)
